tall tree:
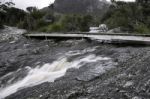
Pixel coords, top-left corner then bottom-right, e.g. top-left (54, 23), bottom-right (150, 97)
top-left (0, 1), bottom-right (15, 28)
top-left (111, 0), bottom-right (115, 3)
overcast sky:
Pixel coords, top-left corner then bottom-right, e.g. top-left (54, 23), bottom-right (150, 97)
top-left (3, 0), bottom-right (135, 10)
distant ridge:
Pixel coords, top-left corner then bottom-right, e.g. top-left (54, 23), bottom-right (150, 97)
top-left (42, 0), bottom-right (110, 15)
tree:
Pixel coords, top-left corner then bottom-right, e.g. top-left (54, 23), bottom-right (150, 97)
top-left (5, 7), bottom-right (26, 25)
top-left (136, 0), bottom-right (149, 4)
top-left (26, 7), bottom-right (35, 13)
top-left (59, 15), bottom-right (80, 31)
top-left (20, 7), bottom-right (45, 30)
top-left (48, 4), bottom-right (54, 9)
top-left (111, 0), bottom-right (115, 3)
top-left (101, 1), bottom-right (150, 33)
top-left (0, 1), bottom-right (15, 28)
top-left (79, 15), bottom-right (93, 31)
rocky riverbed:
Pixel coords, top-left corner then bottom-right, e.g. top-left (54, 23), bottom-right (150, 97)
top-left (0, 27), bottom-right (150, 99)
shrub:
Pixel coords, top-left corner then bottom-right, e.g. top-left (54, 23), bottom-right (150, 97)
top-left (58, 14), bottom-right (93, 32)
top-left (79, 15), bottom-right (93, 32)
top-left (59, 15), bottom-right (79, 32)
top-left (17, 21), bottom-right (24, 29)
top-left (134, 23), bottom-right (150, 34)
top-left (37, 26), bottom-right (48, 32)
top-left (36, 19), bottom-right (49, 29)
top-left (17, 17), bottom-right (34, 30)
top-left (46, 23), bottom-right (63, 32)
top-left (101, 2), bottom-right (147, 33)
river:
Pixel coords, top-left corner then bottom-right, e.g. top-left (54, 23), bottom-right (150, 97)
top-left (0, 27), bottom-right (150, 99)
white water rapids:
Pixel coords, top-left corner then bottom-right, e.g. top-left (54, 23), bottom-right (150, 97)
top-left (0, 47), bottom-right (115, 99)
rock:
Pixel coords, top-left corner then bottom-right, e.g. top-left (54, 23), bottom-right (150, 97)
top-left (132, 96), bottom-right (142, 99)
top-left (123, 81), bottom-right (133, 87)
top-left (2, 26), bottom-right (150, 99)
top-left (107, 27), bottom-right (129, 33)
top-left (107, 27), bottom-right (122, 33)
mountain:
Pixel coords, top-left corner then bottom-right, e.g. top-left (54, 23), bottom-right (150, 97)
top-left (54, 0), bottom-right (109, 14)
top-left (42, 0), bottom-right (110, 15)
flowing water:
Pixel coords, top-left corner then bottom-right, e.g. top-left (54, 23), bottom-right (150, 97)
top-left (0, 46), bottom-right (116, 99)
top-left (1, 27), bottom-right (150, 99)
top-left (0, 27), bottom-right (119, 99)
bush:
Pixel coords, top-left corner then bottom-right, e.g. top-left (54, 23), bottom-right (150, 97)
top-left (17, 17), bottom-right (33, 30)
top-left (59, 15), bottom-right (79, 32)
top-left (79, 15), bottom-right (93, 32)
top-left (102, 7), bottom-right (132, 29)
top-left (101, 2), bottom-right (147, 33)
top-left (36, 19), bottom-right (49, 29)
top-left (17, 7), bottom-right (46, 30)
top-left (17, 21), bottom-right (25, 29)
top-left (46, 23), bottom-right (63, 32)
top-left (134, 23), bottom-right (150, 34)
top-left (58, 14), bottom-right (93, 32)
top-left (37, 26), bottom-right (48, 32)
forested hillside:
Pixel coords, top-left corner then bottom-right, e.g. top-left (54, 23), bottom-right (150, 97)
top-left (101, 1), bottom-right (150, 33)
top-left (1, 0), bottom-right (150, 33)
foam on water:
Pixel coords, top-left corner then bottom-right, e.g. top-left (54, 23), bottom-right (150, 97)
top-left (0, 53), bottom-right (112, 99)
top-left (65, 46), bottom-right (99, 56)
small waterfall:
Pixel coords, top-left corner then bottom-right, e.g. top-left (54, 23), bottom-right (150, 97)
top-left (0, 47), bottom-right (115, 99)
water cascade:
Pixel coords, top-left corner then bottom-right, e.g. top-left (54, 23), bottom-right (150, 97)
top-left (0, 47), bottom-right (116, 99)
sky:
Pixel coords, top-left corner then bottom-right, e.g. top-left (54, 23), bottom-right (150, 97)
top-left (2, 0), bottom-right (135, 10)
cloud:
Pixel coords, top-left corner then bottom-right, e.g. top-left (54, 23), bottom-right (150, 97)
top-left (12, 0), bottom-right (55, 10)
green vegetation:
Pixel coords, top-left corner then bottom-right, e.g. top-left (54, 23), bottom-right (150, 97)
top-left (0, 1), bottom-right (95, 32)
top-left (101, 1), bottom-right (150, 33)
top-left (36, 14), bottom-right (94, 32)
top-left (0, 1), bottom-right (96, 32)
top-left (17, 7), bottom-right (47, 30)
top-left (1, 0), bottom-right (150, 34)
top-left (134, 22), bottom-right (150, 34)
top-left (0, 1), bottom-right (26, 28)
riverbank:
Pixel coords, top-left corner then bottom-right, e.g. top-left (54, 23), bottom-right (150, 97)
top-left (0, 27), bottom-right (150, 99)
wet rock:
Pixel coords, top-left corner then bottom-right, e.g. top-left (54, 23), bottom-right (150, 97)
top-left (107, 27), bottom-right (129, 33)
top-left (0, 26), bottom-right (26, 42)
top-left (124, 81), bottom-right (133, 87)
top-left (76, 60), bottom-right (117, 81)
top-left (1, 27), bottom-right (150, 99)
